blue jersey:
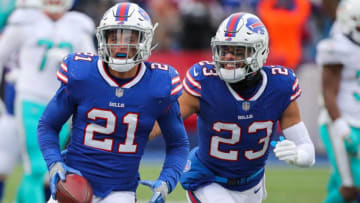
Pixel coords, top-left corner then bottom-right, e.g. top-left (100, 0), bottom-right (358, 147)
top-left (38, 53), bottom-right (189, 197)
top-left (183, 61), bottom-right (301, 190)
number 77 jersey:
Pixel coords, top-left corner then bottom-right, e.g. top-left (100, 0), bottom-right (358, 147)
top-left (183, 61), bottom-right (301, 190)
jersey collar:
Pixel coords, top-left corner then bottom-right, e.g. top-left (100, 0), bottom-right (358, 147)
top-left (97, 60), bottom-right (146, 88)
top-left (225, 69), bottom-right (268, 101)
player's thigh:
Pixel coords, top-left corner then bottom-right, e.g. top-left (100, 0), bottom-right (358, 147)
top-left (319, 124), bottom-right (337, 167)
top-left (187, 183), bottom-right (236, 203)
top-left (16, 99), bottom-right (47, 174)
top-left (95, 191), bottom-right (136, 203)
top-left (230, 176), bottom-right (267, 203)
top-left (0, 114), bottom-right (20, 174)
top-left (350, 127), bottom-right (360, 186)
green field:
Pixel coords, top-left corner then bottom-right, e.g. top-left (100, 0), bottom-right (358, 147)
top-left (3, 165), bottom-right (329, 203)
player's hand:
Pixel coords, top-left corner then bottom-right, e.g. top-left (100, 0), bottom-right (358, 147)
top-left (49, 162), bottom-right (82, 200)
top-left (149, 121), bottom-right (162, 141)
top-left (139, 180), bottom-right (169, 203)
top-left (273, 139), bottom-right (298, 165)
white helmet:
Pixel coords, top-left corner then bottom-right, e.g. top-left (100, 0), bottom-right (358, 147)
top-left (336, 0), bottom-right (360, 43)
top-left (16, 0), bottom-right (42, 8)
top-left (43, 0), bottom-right (73, 14)
top-left (96, 2), bottom-right (156, 72)
top-left (211, 12), bottom-right (269, 83)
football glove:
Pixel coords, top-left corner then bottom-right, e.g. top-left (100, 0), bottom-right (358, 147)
top-left (139, 180), bottom-right (169, 203)
top-left (49, 162), bottom-right (82, 200)
top-left (273, 139), bottom-right (298, 165)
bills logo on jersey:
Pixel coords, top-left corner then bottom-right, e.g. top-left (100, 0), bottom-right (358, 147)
top-left (116, 88), bottom-right (124, 97)
top-left (246, 17), bottom-right (265, 35)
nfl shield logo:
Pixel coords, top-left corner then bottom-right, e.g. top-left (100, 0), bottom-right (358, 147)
top-left (183, 160), bottom-right (191, 173)
top-left (115, 88), bottom-right (124, 98)
top-left (242, 101), bottom-right (250, 111)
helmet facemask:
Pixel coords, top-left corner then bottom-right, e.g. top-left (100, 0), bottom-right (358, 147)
top-left (336, 0), bottom-right (360, 44)
top-left (212, 41), bottom-right (263, 83)
top-left (43, 0), bottom-right (73, 14)
top-left (98, 27), bottom-right (151, 72)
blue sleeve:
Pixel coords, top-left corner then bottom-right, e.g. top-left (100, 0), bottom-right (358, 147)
top-left (157, 101), bottom-right (189, 193)
top-left (37, 84), bottom-right (75, 169)
top-left (168, 66), bottom-right (183, 102)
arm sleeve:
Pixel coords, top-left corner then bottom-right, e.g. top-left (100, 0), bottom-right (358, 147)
top-left (157, 101), bottom-right (189, 193)
top-left (182, 64), bottom-right (202, 97)
top-left (37, 82), bottom-right (75, 169)
top-left (283, 121), bottom-right (315, 167)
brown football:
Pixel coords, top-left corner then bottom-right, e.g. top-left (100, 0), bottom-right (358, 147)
top-left (56, 174), bottom-right (93, 203)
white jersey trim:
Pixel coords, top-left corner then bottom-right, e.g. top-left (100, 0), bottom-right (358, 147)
top-left (225, 70), bottom-right (268, 101)
top-left (97, 60), bottom-right (146, 88)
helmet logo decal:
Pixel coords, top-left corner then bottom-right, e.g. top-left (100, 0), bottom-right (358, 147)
top-left (138, 8), bottom-right (150, 21)
top-left (115, 3), bottom-right (130, 22)
top-left (246, 18), bottom-right (265, 35)
top-left (224, 13), bottom-right (244, 37)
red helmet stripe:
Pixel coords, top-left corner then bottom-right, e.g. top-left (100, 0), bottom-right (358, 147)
top-left (225, 13), bottom-right (244, 37)
top-left (116, 3), bottom-right (130, 21)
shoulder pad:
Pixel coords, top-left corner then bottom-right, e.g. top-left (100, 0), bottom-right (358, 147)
top-left (316, 36), bottom-right (349, 66)
top-left (56, 52), bottom-right (97, 84)
top-left (8, 8), bottom-right (42, 25)
top-left (147, 62), bottom-right (183, 99)
top-left (63, 11), bottom-right (95, 34)
top-left (182, 61), bottom-right (217, 97)
top-left (263, 66), bottom-right (301, 101)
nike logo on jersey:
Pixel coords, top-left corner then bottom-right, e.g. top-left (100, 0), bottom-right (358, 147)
top-left (193, 69), bottom-right (199, 77)
top-left (254, 187), bottom-right (261, 194)
top-left (237, 114), bottom-right (254, 120)
top-left (109, 102), bottom-right (125, 108)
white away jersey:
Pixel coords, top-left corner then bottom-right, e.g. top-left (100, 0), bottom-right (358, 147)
top-left (0, 10), bottom-right (95, 101)
top-left (316, 34), bottom-right (360, 126)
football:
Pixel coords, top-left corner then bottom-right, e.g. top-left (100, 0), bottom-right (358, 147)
top-left (56, 174), bottom-right (93, 203)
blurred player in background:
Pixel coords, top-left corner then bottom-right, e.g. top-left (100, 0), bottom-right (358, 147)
top-left (151, 12), bottom-right (315, 203)
top-left (0, 0), bottom-right (41, 201)
top-left (0, 0), bottom-right (96, 202)
top-left (316, 0), bottom-right (360, 202)
top-left (0, 0), bottom-right (16, 201)
top-left (38, 2), bottom-right (189, 203)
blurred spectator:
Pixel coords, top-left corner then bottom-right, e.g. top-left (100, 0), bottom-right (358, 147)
top-left (147, 0), bottom-right (181, 50)
top-left (178, 0), bottom-right (219, 50)
top-left (219, 0), bottom-right (259, 15)
top-left (258, 0), bottom-right (311, 71)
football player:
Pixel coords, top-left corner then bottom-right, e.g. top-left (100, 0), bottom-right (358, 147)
top-left (0, 0), bottom-right (95, 202)
top-left (38, 2), bottom-right (189, 203)
top-left (316, 0), bottom-right (360, 202)
top-left (150, 12), bottom-right (315, 202)
top-left (0, 0), bottom-right (42, 201)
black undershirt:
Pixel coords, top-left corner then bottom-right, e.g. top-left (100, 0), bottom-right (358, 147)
top-left (229, 71), bottom-right (262, 100)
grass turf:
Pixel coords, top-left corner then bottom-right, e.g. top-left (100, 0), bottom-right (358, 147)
top-left (3, 165), bottom-right (329, 203)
